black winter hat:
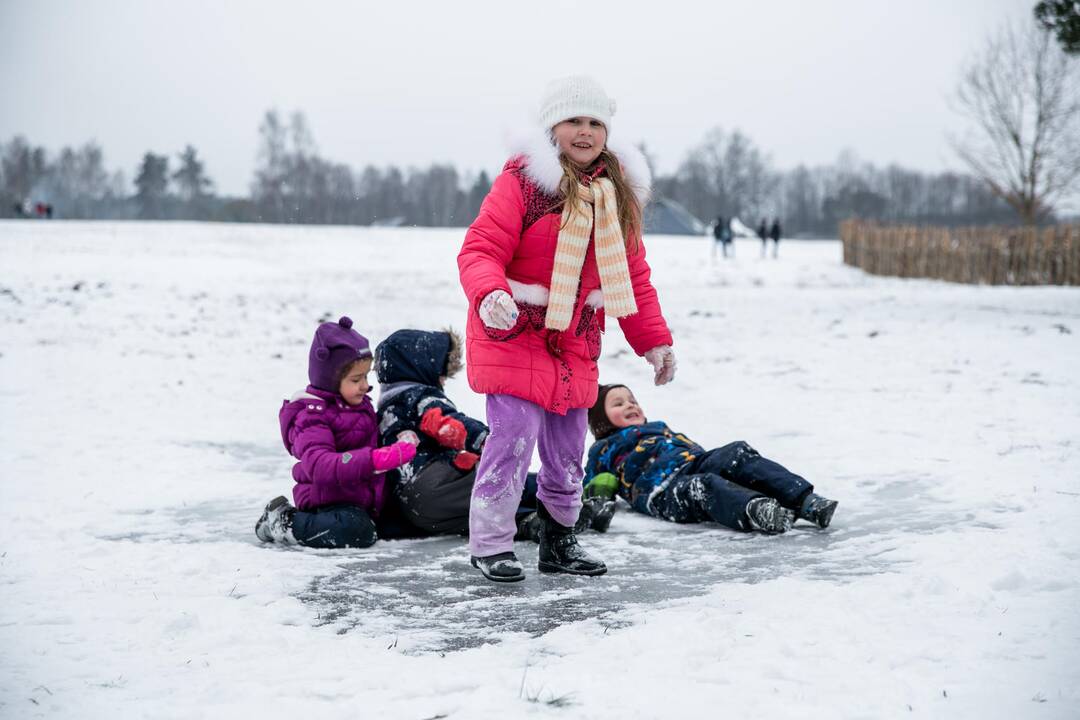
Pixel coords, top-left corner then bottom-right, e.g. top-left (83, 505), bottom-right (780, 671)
top-left (588, 383), bottom-right (628, 439)
top-left (375, 329), bottom-right (454, 387)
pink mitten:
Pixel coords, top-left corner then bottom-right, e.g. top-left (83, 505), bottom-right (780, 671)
top-left (372, 442), bottom-right (417, 473)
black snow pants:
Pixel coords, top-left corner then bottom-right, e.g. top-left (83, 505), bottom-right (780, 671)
top-left (393, 460), bottom-right (539, 536)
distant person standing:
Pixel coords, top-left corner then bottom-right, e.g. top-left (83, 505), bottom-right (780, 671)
top-left (757, 218), bottom-right (768, 258)
top-left (769, 218), bottom-right (782, 258)
top-left (712, 215), bottom-right (733, 259)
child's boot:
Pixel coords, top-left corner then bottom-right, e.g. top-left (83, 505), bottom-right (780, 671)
top-left (798, 493), bottom-right (838, 529)
top-left (537, 501), bottom-right (607, 576)
top-left (470, 552), bottom-right (525, 583)
top-left (574, 496), bottom-right (616, 534)
top-left (744, 497), bottom-right (795, 534)
top-left (580, 472), bottom-right (618, 533)
top-left (255, 496), bottom-right (298, 544)
top-left (589, 498), bottom-right (617, 533)
top-left (514, 512), bottom-right (542, 543)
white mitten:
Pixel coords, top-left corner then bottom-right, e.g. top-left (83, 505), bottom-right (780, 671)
top-left (479, 290), bottom-right (518, 330)
top-left (644, 345), bottom-right (677, 386)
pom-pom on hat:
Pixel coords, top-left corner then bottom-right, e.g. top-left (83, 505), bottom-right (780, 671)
top-left (538, 75), bottom-right (616, 133)
top-left (308, 316), bottom-right (372, 393)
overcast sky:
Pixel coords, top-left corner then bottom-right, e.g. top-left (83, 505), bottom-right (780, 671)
top-left (1, 0), bottom-right (1032, 196)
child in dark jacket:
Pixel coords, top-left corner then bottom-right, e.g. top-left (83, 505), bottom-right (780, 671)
top-left (374, 328), bottom-right (613, 539)
top-left (255, 317), bottom-right (417, 549)
top-left (374, 328), bottom-right (493, 535)
top-left (584, 384), bottom-right (838, 534)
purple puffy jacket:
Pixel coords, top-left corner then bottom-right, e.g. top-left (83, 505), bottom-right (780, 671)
top-left (279, 385), bottom-right (385, 514)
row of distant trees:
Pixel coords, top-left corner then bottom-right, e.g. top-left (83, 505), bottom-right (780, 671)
top-left (0, 120), bottom-right (493, 227)
top-left (662, 7), bottom-right (1080, 231)
top-left (0, 117), bottom-right (1029, 236)
top-left (249, 110), bottom-right (491, 226)
top-left (2, 10), bottom-right (1077, 233)
top-left (650, 132), bottom-right (1018, 235)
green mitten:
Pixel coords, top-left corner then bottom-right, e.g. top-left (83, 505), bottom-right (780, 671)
top-left (584, 472), bottom-right (618, 499)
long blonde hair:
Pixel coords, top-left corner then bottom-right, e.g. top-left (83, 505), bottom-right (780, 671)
top-left (557, 148), bottom-right (642, 254)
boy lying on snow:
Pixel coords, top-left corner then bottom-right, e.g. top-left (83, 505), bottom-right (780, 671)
top-left (584, 384), bottom-right (838, 534)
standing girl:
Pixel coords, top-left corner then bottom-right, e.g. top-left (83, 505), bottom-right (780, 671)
top-left (458, 76), bottom-right (676, 582)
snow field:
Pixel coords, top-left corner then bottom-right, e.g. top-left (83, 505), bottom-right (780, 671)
top-left (1, 221), bottom-right (1078, 718)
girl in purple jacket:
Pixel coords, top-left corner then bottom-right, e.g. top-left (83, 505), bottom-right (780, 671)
top-left (255, 317), bottom-right (416, 549)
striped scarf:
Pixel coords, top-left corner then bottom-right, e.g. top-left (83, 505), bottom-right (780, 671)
top-left (545, 177), bottom-right (637, 331)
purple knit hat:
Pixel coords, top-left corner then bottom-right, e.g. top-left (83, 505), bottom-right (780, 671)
top-left (308, 316), bottom-right (372, 392)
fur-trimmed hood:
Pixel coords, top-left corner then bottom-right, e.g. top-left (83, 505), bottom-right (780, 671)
top-left (505, 128), bottom-right (652, 208)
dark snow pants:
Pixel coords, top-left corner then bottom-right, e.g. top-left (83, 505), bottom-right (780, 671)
top-left (291, 503), bottom-right (377, 549)
top-left (395, 461), bottom-right (539, 536)
top-left (651, 441), bottom-right (813, 532)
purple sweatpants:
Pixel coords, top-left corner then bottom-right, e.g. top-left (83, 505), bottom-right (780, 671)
top-left (468, 394), bottom-right (586, 557)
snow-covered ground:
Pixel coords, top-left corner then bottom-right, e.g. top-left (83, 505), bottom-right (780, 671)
top-left (2, 221), bottom-right (1078, 719)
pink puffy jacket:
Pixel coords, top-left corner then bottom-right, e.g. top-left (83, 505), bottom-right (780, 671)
top-left (458, 145), bottom-right (673, 415)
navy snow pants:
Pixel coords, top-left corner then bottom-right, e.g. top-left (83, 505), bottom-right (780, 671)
top-left (651, 441), bottom-right (813, 532)
top-left (291, 503), bottom-right (377, 549)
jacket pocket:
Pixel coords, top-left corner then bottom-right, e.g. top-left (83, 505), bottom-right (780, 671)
top-left (481, 300), bottom-right (546, 342)
top-left (575, 305), bottom-right (602, 361)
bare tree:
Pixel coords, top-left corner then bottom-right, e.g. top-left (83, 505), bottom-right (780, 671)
top-left (951, 19), bottom-right (1080, 223)
top-left (252, 109), bottom-right (288, 221)
top-left (1, 136), bottom-right (48, 207)
top-left (49, 143), bottom-right (110, 217)
top-left (668, 127), bottom-right (775, 222)
top-left (780, 165), bottom-right (820, 233)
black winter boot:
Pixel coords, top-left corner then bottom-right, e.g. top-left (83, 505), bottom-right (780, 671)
top-left (799, 493), bottom-right (838, 529)
top-left (470, 552), bottom-right (525, 583)
top-left (744, 497), bottom-right (794, 534)
top-left (591, 500), bottom-right (616, 533)
top-left (573, 496), bottom-right (616, 534)
top-left (514, 512), bottom-right (542, 543)
top-left (537, 502), bottom-right (607, 576)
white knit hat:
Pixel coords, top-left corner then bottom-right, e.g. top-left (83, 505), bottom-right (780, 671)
top-left (537, 75), bottom-right (617, 132)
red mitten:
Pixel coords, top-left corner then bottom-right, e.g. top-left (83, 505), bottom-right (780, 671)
top-left (372, 442), bottom-right (417, 473)
top-left (452, 451), bottom-right (479, 471)
top-left (420, 408), bottom-right (467, 450)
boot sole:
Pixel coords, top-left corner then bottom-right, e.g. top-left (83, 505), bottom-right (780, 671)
top-left (470, 556), bottom-right (525, 583)
top-left (538, 561), bottom-right (608, 576)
